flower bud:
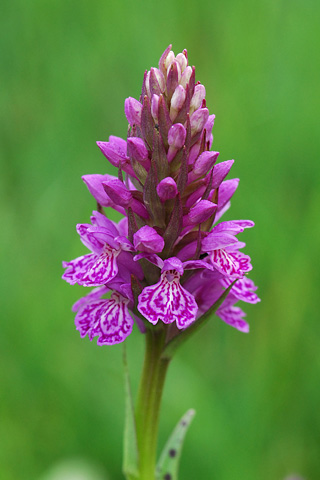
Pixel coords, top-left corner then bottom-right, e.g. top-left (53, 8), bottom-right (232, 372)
top-left (204, 114), bottom-right (215, 141)
top-left (102, 179), bottom-right (132, 206)
top-left (168, 123), bottom-right (186, 149)
top-left (188, 140), bottom-right (201, 165)
top-left (145, 71), bottom-right (151, 97)
top-left (175, 52), bottom-right (188, 72)
top-left (164, 50), bottom-right (175, 70)
top-left (211, 160), bottom-right (234, 189)
top-left (151, 94), bottom-right (159, 122)
top-left (167, 60), bottom-right (181, 81)
top-left (151, 67), bottom-right (165, 93)
top-left (133, 225), bottom-right (165, 253)
top-left (127, 137), bottom-right (149, 168)
top-left (190, 108), bottom-right (209, 136)
top-left (125, 97), bottom-right (142, 126)
top-left (190, 84), bottom-right (206, 113)
top-left (156, 177), bottom-right (178, 202)
top-left (180, 66), bottom-right (192, 88)
top-left (96, 136), bottom-right (128, 167)
top-left (193, 151), bottom-right (220, 176)
top-left (187, 200), bottom-right (217, 225)
top-left (167, 61), bottom-right (181, 100)
top-left (167, 123), bottom-right (186, 161)
top-left (170, 85), bottom-right (186, 120)
top-left (158, 44), bottom-right (173, 76)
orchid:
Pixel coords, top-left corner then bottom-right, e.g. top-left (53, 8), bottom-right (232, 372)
top-left (62, 45), bottom-right (260, 480)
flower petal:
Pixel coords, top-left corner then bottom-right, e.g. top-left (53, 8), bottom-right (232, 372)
top-left (221, 277), bottom-right (260, 304)
top-left (209, 249), bottom-right (252, 277)
top-left (137, 272), bottom-right (198, 329)
top-left (82, 174), bottom-right (126, 215)
top-left (75, 293), bottom-right (133, 345)
top-left (217, 305), bottom-right (249, 333)
top-left (62, 254), bottom-right (97, 285)
top-left (81, 245), bottom-right (120, 286)
top-left (202, 232), bottom-right (238, 251)
top-left (72, 286), bottom-right (109, 312)
top-left (133, 253), bottom-right (164, 269)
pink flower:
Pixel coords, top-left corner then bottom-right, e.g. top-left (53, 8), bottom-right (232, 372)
top-left (63, 45), bottom-right (259, 345)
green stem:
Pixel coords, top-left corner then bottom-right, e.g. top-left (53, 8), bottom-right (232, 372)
top-left (135, 327), bottom-right (170, 480)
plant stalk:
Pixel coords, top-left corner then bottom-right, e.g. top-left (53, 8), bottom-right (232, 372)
top-left (135, 327), bottom-right (170, 480)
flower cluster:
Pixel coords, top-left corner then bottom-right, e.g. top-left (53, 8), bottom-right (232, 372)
top-left (63, 45), bottom-right (260, 345)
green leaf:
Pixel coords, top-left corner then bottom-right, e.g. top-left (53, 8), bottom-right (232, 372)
top-left (122, 344), bottom-right (139, 480)
top-left (161, 280), bottom-right (237, 360)
top-left (156, 409), bottom-right (196, 480)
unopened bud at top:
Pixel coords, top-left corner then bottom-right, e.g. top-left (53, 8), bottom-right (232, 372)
top-left (158, 45), bottom-right (173, 75)
top-left (170, 85), bottom-right (186, 120)
top-left (146, 68), bottom-right (166, 97)
top-left (151, 94), bottom-right (159, 122)
top-left (175, 52), bottom-right (188, 72)
top-left (190, 84), bottom-right (206, 113)
top-left (152, 68), bottom-right (165, 92)
top-left (164, 51), bottom-right (175, 70)
top-left (180, 66), bottom-right (192, 89)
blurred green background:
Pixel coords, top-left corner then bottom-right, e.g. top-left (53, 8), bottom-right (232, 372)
top-left (1, 0), bottom-right (319, 479)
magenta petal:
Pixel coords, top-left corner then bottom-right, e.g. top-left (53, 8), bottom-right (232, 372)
top-left (75, 293), bottom-right (133, 345)
top-left (72, 286), bottom-right (109, 312)
top-left (115, 251), bottom-right (144, 282)
top-left (133, 253), bottom-right (164, 269)
top-left (209, 249), bottom-right (252, 277)
top-left (62, 254), bottom-right (97, 285)
top-left (182, 259), bottom-right (215, 271)
top-left (82, 174), bottom-right (115, 206)
top-left (211, 220), bottom-right (245, 235)
top-left (77, 223), bottom-right (104, 253)
top-left (137, 272), bottom-right (198, 328)
top-left (81, 246), bottom-right (120, 286)
top-left (231, 220), bottom-right (255, 229)
top-left (217, 305), bottom-right (249, 333)
top-left (221, 277), bottom-right (260, 304)
top-left (202, 232), bottom-right (238, 251)
top-left (211, 160), bottom-right (234, 188)
top-left (162, 257), bottom-right (184, 274)
top-left (90, 211), bottom-right (119, 235)
top-left (114, 235), bottom-right (134, 252)
top-left (218, 179), bottom-right (239, 209)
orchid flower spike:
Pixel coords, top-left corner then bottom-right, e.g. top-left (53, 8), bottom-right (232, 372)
top-left (63, 45), bottom-right (259, 345)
